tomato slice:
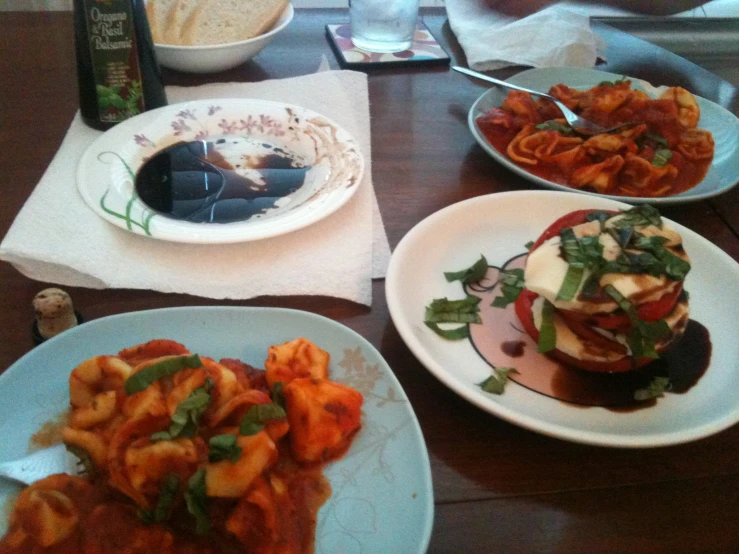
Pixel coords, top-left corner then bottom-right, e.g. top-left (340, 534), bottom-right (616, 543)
top-left (514, 287), bottom-right (652, 373)
top-left (530, 209), bottom-right (618, 252)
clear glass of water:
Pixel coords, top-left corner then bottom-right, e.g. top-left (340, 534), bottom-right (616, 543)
top-left (349, 0), bottom-right (421, 53)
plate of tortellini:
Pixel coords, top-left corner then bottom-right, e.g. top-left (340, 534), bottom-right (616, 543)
top-left (470, 67), bottom-right (739, 204)
top-left (0, 306), bottom-right (433, 554)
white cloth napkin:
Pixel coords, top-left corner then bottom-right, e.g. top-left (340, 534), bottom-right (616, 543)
top-left (446, 0), bottom-right (603, 72)
top-left (0, 70), bottom-right (391, 306)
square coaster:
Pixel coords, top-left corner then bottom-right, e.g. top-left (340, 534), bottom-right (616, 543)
top-left (326, 21), bottom-right (451, 69)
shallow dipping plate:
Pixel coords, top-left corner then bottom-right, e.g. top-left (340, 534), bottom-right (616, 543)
top-left (78, 99), bottom-right (364, 243)
top-left (0, 307), bottom-right (433, 552)
top-left (386, 190), bottom-right (739, 447)
top-left (468, 67), bottom-right (739, 205)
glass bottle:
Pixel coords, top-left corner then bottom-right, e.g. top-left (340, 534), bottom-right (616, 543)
top-left (73, 0), bottom-right (167, 131)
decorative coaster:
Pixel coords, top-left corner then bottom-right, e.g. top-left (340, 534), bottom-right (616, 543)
top-left (326, 22), bottom-right (451, 69)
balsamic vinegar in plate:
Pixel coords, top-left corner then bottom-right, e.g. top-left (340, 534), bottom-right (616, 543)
top-left (135, 140), bottom-right (311, 223)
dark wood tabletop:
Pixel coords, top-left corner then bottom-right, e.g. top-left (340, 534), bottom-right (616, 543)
top-left (1, 8), bottom-right (738, 553)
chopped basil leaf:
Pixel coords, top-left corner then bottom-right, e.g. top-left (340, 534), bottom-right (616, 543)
top-left (634, 376), bottom-right (671, 401)
top-left (607, 226), bottom-right (633, 248)
top-left (184, 469), bottom-right (210, 536)
top-left (556, 265), bottom-right (584, 301)
top-left (584, 210), bottom-right (612, 224)
top-left (239, 403), bottom-right (286, 435)
top-left (579, 275), bottom-right (602, 301)
top-left (478, 367), bottom-right (519, 395)
top-left (491, 268), bottom-right (525, 308)
top-left (444, 255), bottom-right (488, 284)
top-left (611, 205), bottom-right (662, 229)
top-left (604, 285), bottom-right (671, 359)
top-left (148, 473), bottom-right (179, 523)
top-left (151, 380), bottom-right (212, 441)
top-left (598, 77), bottom-right (626, 87)
top-left (125, 354), bottom-right (203, 395)
top-left (632, 235), bottom-right (690, 280)
top-left (536, 120), bottom-right (573, 135)
top-left (642, 132), bottom-right (669, 148)
top-left (424, 321), bottom-right (470, 340)
top-left (425, 296), bottom-right (482, 323)
top-left (559, 228), bottom-right (603, 269)
top-left (652, 148), bottom-right (672, 167)
top-left (208, 434), bottom-right (242, 463)
top-left (271, 382), bottom-right (286, 409)
top-left (525, 241), bottom-right (535, 251)
top-left (537, 300), bottom-right (557, 353)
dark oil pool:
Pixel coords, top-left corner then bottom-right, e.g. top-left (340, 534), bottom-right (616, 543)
top-left (135, 140), bottom-right (310, 223)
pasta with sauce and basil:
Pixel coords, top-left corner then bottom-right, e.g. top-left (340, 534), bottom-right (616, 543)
top-left (0, 338), bottom-right (363, 554)
top-left (476, 80), bottom-right (714, 198)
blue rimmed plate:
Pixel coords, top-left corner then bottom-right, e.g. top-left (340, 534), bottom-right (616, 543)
top-left (468, 67), bottom-right (739, 205)
top-left (0, 307), bottom-right (433, 552)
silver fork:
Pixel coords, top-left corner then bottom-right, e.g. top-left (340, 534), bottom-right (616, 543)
top-left (0, 444), bottom-right (77, 486)
top-left (453, 66), bottom-right (636, 136)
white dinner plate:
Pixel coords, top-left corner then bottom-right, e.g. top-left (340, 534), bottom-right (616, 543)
top-left (77, 99), bottom-right (364, 243)
top-left (386, 190), bottom-right (739, 447)
top-left (0, 307), bottom-right (433, 552)
top-left (468, 67), bottom-right (739, 205)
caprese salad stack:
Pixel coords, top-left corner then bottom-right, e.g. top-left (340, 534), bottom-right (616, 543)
top-left (514, 205), bottom-right (691, 372)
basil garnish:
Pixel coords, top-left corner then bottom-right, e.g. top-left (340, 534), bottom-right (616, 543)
top-left (611, 205), bottom-right (662, 229)
top-left (604, 285), bottom-right (672, 359)
top-left (556, 265), bottom-right (584, 301)
top-left (125, 354), bottom-right (203, 395)
top-left (642, 132), bottom-right (669, 148)
top-left (584, 210), bottom-right (612, 224)
top-left (239, 403), bottom-right (287, 436)
top-left (634, 376), bottom-right (671, 401)
top-left (444, 255), bottom-right (488, 284)
top-left (652, 148), bottom-right (672, 167)
top-left (184, 469), bottom-right (210, 536)
top-left (536, 120), bottom-right (573, 135)
top-left (208, 434), bottom-right (242, 463)
top-left (424, 322), bottom-right (470, 340)
top-left (271, 382), bottom-right (286, 409)
top-left (151, 379), bottom-right (212, 442)
top-left (479, 367), bottom-right (519, 395)
top-left (525, 240), bottom-right (535, 251)
top-left (425, 296), bottom-right (481, 323)
top-left (537, 300), bottom-right (557, 353)
top-left (139, 472), bottom-right (180, 524)
top-left (632, 235), bottom-right (690, 280)
top-left (492, 269), bottom-right (525, 308)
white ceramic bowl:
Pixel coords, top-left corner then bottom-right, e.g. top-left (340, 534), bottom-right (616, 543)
top-left (153, 3), bottom-right (293, 73)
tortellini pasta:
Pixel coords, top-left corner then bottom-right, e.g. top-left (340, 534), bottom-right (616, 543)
top-left (1, 338), bottom-right (364, 554)
top-left (477, 80), bottom-right (714, 198)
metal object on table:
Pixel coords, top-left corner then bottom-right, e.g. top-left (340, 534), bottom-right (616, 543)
top-left (0, 444), bottom-right (77, 486)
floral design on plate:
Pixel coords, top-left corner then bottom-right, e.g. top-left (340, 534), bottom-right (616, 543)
top-left (77, 99), bottom-right (364, 243)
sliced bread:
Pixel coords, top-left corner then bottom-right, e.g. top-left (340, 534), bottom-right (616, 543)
top-left (145, 0), bottom-right (180, 44)
top-left (163, 0), bottom-right (201, 45)
top-left (181, 0), bottom-right (289, 46)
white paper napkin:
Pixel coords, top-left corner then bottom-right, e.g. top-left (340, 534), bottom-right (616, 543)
top-left (446, 0), bottom-right (603, 72)
top-left (0, 70), bottom-right (391, 306)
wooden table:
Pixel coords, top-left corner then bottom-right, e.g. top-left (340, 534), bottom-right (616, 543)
top-left (2, 8), bottom-right (738, 553)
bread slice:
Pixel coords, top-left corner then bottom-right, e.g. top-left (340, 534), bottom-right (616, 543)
top-left (163, 0), bottom-right (201, 45)
top-left (182, 0), bottom-right (289, 46)
top-left (145, 0), bottom-right (180, 44)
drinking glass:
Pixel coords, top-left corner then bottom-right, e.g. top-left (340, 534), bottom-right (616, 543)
top-left (349, 0), bottom-right (421, 53)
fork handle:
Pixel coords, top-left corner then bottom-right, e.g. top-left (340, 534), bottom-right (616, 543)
top-left (452, 66), bottom-right (554, 101)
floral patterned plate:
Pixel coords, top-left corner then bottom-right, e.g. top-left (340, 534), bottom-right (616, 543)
top-left (77, 99), bottom-right (364, 243)
top-left (0, 307), bottom-right (434, 552)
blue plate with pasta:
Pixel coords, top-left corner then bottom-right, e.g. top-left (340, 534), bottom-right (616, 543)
top-left (468, 67), bottom-right (739, 204)
top-left (0, 307), bottom-right (433, 553)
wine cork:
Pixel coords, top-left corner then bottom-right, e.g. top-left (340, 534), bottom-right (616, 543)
top-left (32, 288), bottom-right (78, 340)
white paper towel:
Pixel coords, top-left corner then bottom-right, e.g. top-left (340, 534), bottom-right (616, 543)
top-left (446, 0), bottom-right (603, 72)
top-left (0, 70), bottom-right (391, 306)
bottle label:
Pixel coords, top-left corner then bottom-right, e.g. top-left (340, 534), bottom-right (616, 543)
top-left (83, 0), bottom-right (145, 123)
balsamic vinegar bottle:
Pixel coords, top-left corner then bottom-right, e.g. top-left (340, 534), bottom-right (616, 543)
top-left (73, 0), bottom-right (167, 131)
